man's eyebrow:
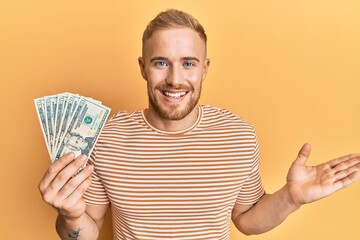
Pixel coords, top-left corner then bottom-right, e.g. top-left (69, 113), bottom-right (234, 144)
top-left (181, 57), bottom-right (200, 62)
top-left (150, 57), bottom-right (168, 63)
top-left (149, 56), bottom-right (200, 63)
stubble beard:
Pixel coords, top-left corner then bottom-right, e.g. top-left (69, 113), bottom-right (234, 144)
top-left (148, 84), bottom-right (202, 121)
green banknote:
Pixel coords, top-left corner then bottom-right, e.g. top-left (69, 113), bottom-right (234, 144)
top-left (34, 92), bottom-right (111, 163)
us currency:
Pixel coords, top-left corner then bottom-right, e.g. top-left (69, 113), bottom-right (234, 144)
top-left (45, 96), bottom-right (57, 154)
top-left (54, 98), bottom-right (110, 161)
top-left (52, 96), bottom-right (86, 160)
top-left (34, 98), bottom-right (51, 156)
top-left (53, 93), bottom-right (68, 154)
top-left (34, 92), bottom-right (111, 163)
top-left (53, 94), bottom-right (76, 156)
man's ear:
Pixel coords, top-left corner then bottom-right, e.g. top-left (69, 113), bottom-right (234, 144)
top-left (201, 58), bottom-right (210, 81)
top-left (138, 57), bottom-right (147, 80)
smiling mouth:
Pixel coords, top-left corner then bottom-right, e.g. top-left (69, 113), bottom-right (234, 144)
top-left (161, 91), bottom-right (189, 99)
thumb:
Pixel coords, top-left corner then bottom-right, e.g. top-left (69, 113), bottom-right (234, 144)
top-left (294, 143), bottom-right (311, 165)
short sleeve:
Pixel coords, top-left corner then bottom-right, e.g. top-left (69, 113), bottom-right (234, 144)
top-left (83, 147), bottom-right (110, 205)
top-left (235, 128), bottom-right (265, 205)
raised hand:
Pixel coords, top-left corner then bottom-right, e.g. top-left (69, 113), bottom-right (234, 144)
top-left (286, 143), bottom-right (360, 207)
top-left (38, 152), bottom-right (94, 219)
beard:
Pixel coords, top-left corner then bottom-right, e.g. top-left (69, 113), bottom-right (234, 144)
top-left (147, 83), bottom-right (202, 120)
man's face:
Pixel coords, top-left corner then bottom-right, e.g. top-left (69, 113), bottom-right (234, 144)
top-left (67, 135), bottom-right (88, 150)
top-left (139, 28), bottom-right (210, 120)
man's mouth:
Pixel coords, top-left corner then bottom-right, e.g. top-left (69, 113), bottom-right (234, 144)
top-left (161, 91), bottom-right (189, 99)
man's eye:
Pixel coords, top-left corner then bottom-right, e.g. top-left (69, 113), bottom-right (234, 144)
top-left (155, 61), bottom-right (168, 67)
top-left (183, 62), bottom-right (194, 67)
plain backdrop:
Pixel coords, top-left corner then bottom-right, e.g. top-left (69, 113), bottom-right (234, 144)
top-left (0, 0), bottom-right (359, 239)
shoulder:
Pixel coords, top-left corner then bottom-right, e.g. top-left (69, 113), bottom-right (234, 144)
top-left (103, 109), bottom-right (144, 129)
top-left (94, 109), bottom-right (147, 143)
top-left (199, 105), bottom-right (260, 157)
top-left (107, 109), bottom-right (143, 122)
top-left (200, 105), bottom-right (255, 132)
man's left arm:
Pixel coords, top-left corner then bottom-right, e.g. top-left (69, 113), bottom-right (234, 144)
top-left (232, 143), bottom-right (360, 235)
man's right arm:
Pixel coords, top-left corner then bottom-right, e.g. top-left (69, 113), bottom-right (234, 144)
top-left (38, 152), bottom-right (109, 239)
top-left (56, 204), bottom-right (108, 240)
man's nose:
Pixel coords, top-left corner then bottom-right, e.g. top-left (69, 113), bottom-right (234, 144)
top-left (165, 65), bottom-right (183, 87)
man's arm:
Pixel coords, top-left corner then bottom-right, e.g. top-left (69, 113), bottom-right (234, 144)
top-left (232, 187), bottom-right (298, 235)
top-left (232, 143), bottom-right (360, 235)
top-left (39, 153), bottom-right (109, 239)
top-left (56, 204), bottom-right (108, 240)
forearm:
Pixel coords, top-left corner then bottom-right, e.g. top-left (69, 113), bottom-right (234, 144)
top-left (56, 213), bottom-right (99, 240)
top-left (233, 185), bottom-right (300, 235)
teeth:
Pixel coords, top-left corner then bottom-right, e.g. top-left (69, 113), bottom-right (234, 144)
top-left (163, 91), bottom-right (187, 98)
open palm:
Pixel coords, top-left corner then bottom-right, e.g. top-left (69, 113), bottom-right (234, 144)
top-left (286, 144), bottom-right (360, 206)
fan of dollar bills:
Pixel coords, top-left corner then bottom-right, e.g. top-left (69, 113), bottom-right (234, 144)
top-left (34, 92), bottom-right (111, 162)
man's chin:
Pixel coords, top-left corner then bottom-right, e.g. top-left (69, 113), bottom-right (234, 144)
top-left (160, 110), bottom-right (189, 120)
top-left (156, 105), bottom-right (193, 120)
top-left (149, 94), bottom-right (200, 121)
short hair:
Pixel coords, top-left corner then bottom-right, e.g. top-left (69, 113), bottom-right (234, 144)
top-left (142, 9), bottom-right (207, 56)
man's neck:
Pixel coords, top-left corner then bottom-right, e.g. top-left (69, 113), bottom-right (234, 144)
top-left (144, 106), bottom-right (199, 132)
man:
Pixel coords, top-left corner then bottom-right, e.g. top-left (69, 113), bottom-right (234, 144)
top-left (39, 9), bottom-right (360, 240)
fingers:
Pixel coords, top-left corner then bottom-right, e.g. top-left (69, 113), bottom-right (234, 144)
top-left (328, 153), bottom-right (360, 168)
top-left (325, 154), bottom-right (360, 186)
top-left (57, 164), bottom-right (94, 200)
top-left (333, 158), bottom-right (360, 180)
top-left (38, 152), bottom-right (77, 194)
top-left (55, 176), bottom-right (93, 218)
top-left (332, 155), bottom-right (360, 173)
top-left (53, 174), bottom-right (91, 212)
top-left (45, 154), bottom-right (89, 196)
top-left (61, 176), bottom-right (93, 209)
top-left (294, 143), bottom-right (311, 165)
top-left (39, 153), bottom-right (91, 205)
top-left (333, 167), bottom-right (360, 192)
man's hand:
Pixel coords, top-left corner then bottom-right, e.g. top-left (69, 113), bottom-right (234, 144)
top-left (286, 143), bottom-right (360, 207)
top-left (38, 152), bottom-right (94, 219)
top-left (232, 144), bottom-right (359, 235)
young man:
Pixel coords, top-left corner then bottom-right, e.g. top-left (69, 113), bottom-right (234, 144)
top-left (39, 9), bottom-right (360, 240)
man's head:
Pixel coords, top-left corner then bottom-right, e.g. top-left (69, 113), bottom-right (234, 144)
top-left (139, 9), bottom-right (210, 121)
top-left (141, 9), bottom-right (207, 58)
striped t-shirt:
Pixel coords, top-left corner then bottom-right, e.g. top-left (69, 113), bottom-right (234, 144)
top-left (84, 105), bottom-right (264, 240)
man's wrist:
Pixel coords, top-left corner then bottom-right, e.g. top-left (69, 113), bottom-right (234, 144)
top-left (281, 184), bottom-right (302, 211)
top-left (58, 212), bottom-right (85, 224)
top-left (56, 213), bottom-right (87, 239)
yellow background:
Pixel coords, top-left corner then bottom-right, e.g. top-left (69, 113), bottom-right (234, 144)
top-left (1, 0), bottom-right (359, 239)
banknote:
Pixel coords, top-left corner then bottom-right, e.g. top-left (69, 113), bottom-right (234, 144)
top-left (45, 96), bottom-right (56, 153)
top-left (53, 94), bottom-right (76, 155)
top-left (53, 93), bottom-right (68, 154)
top-left (34, 98), bottom-right (51, 156)
top-left (34, 92), bottom-right (111, 163)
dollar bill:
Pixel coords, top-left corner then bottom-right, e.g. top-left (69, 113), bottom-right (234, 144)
top-left (53, 93), bottom-right (68, 154)
top-left (53, 94), bottom-right (76, 155)
top-left (34, 98), bottom-right (51, 155)
top-left (45, 97), bottom-right (56, 153)
top-left (34, 92), bottom-right (111, 163)
top-left (54, 98), bottom-right (110, 161)
top-left (52, 96), bottom-right (86, 160)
